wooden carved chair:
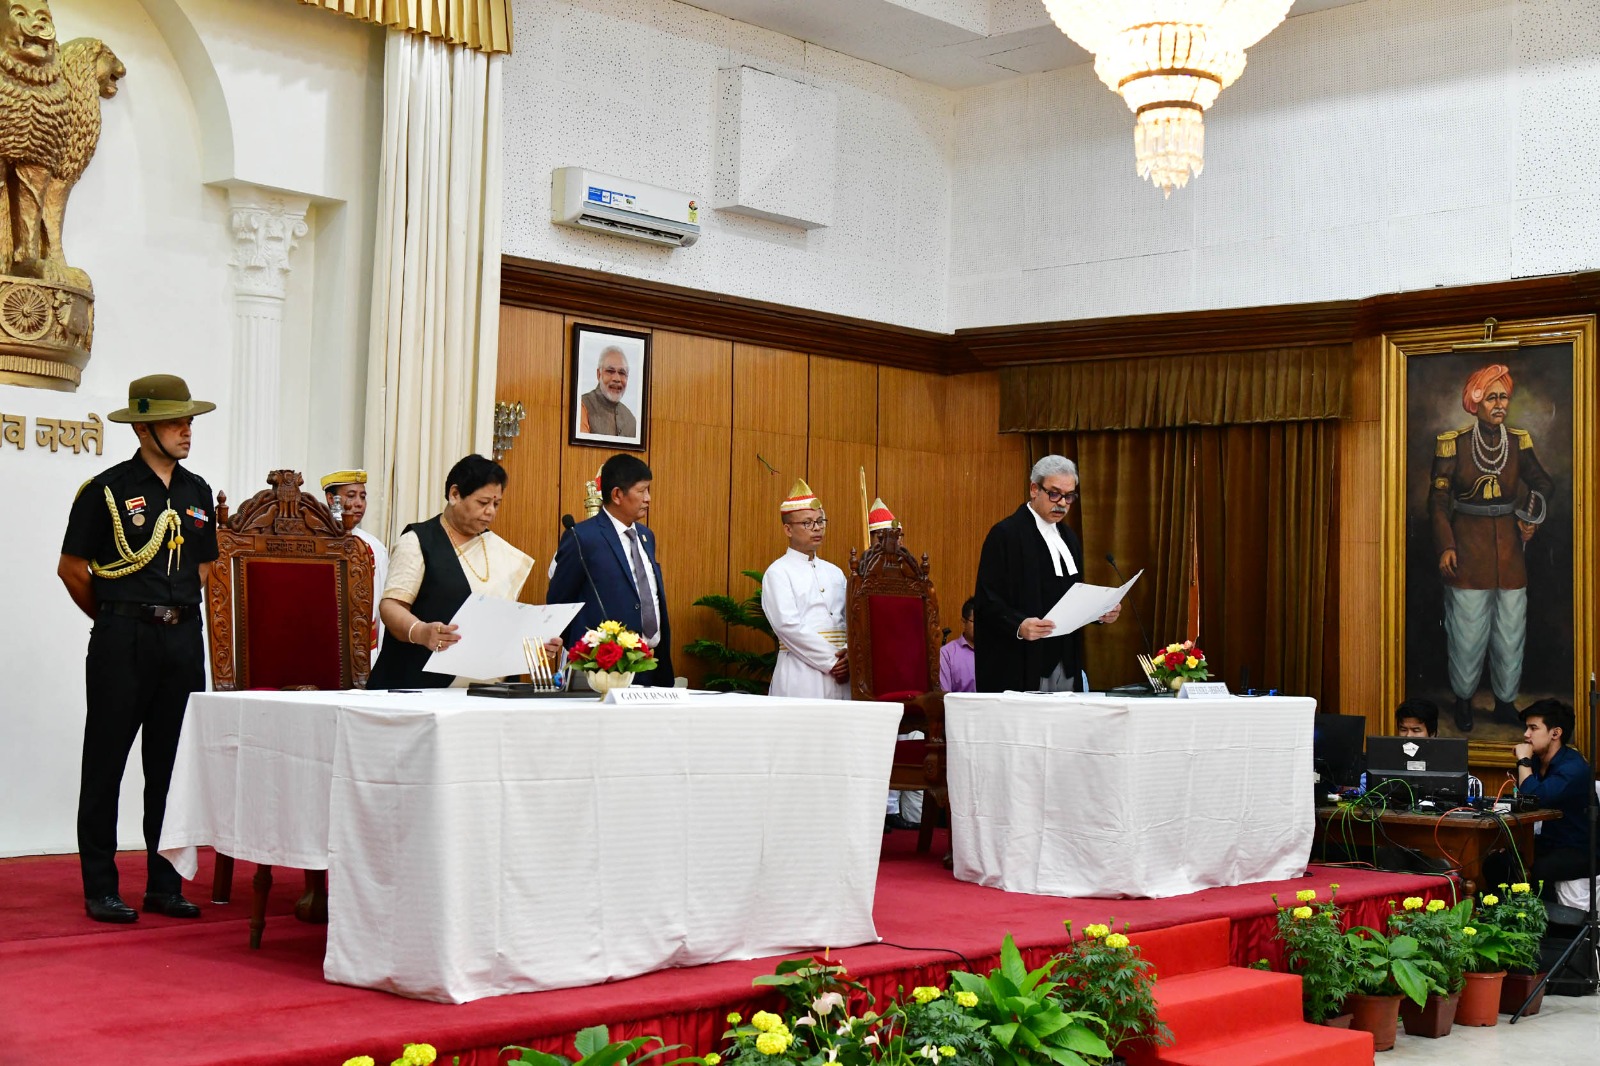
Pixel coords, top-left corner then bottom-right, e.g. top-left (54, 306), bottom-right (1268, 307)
top-left (203, 469), bottom-right (373, 948)
top-left (846, 526), bottom-right (946, 854)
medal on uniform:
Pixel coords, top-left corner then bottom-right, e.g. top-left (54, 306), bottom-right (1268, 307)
top-left (186, 505), bottom-right (208, 529)
top-left (132, 514), bottom-right (145, 527)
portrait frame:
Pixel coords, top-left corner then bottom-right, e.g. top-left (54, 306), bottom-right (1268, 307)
top-left (569, 323), bottom-right (650, 451)
top-left (1380, 315), bottom-right (1597, 767)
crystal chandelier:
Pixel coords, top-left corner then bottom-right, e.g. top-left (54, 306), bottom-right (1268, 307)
top-left (1040, 1), bottom-right (1294, 196)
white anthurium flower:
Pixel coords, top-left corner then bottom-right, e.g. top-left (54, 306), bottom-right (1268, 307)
top-left (836, 1024), bottom-right (851, 1037)
top-left (825, 1051), bottom-right (838, 1063)
top-left (863, 1035), bottom-right (879, 1047)
top-left (794, 1015), bottom-right (817, 1028)
top-left (813, 992), bottom-right (845, 1017)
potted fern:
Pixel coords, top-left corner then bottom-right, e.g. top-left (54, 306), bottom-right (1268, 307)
top-left (683, 570), bottom-right (778, 693)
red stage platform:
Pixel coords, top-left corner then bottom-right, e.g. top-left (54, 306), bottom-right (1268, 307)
top-left (0, 832), bottom-right (1448, 1066)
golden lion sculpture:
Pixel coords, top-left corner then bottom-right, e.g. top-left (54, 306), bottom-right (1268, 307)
top-left (0, 0), bottom-right (124, 391)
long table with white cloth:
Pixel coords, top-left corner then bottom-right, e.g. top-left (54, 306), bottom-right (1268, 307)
top-left (158, 689), bottom-right (902, 1003)
top-left (945, 692), bottom-right (1315, 898)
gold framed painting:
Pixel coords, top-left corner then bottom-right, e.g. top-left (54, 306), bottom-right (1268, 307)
top-left (1380, 315), bottom-right (1596, 767)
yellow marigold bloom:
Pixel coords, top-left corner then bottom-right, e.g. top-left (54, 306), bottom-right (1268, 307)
top-left (1426, 900), bottom-right (1446, 912)
top-left (912, 986), bottom-right (943, 1004)
top-left (1105, 933), bottom-right (1131, 949)
top-left (1084, 923), bottom-right (1110, 938)
top-left (751, 1011), bottom-right (784, 1033)
top-left (1185, 656), bottom-right (1199, 669)
top-left (706, 1055), bottom-right (722, 1065)
top-left (1296, 889), bottom-right (1317, 903)
top-left (939, 1048), bottom-right (957, 1058)
top-left (954, 991), bottom-right (978, 1008)
top-left (727, 1013), bottom-right (742, 1025)
top-left (1482, 894), bottom-right (1499, 906)
top-left (755, 1032), bottom-right (790, 1056)
top-left (1463, 927), bottom-right (1477, 937)
top-left (616, 631), bottom-right (641, 649)
top-left (1292, 906), bottom-right (1314, 920)
top-left (403, 1045), bottom-right (438, 1066)
top-left (1402, 897), bottom-right (1424, 910)
top-left (1517, 911), bottom-right (1527, 919)
top-left (1511, 882), bottom-right (1531, 894)
top-left (343, 1058), bottom-right (375, 1066)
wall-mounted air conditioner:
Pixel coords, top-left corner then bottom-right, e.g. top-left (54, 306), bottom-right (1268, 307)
top-left (551, 167), bottom-right (701, 248)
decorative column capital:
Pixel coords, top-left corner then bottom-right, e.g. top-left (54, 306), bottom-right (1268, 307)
top-left (228, 189), bottom-right (310, 300)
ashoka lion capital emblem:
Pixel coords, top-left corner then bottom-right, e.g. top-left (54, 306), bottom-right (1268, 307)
top-left (0, 0), bottom-right (122, 392)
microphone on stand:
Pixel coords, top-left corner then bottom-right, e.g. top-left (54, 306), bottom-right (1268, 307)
top-left (1105, 553), bottom-right (1154, 659)
top-left (560, 513), bottom-right (612, 627)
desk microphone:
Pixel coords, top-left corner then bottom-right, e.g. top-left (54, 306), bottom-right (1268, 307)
top-left (561, 514), bottom-right (611, 622)
top-left (1105, 553), bottom-right (1155, 659)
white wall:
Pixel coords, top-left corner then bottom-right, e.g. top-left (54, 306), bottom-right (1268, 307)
top-left (949, 0), bottom-right (1600, 328)
top-left (1, 0), bottom-right (382, 857)
top-left (501, 0), bottom-right (956, 332)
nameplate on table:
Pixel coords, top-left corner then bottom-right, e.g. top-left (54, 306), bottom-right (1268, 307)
top-left (604, 686), bottom-right (690, 704)
top-left (1176, 681), bottom-right (1231, 699)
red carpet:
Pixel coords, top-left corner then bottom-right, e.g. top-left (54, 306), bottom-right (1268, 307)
top-left (1, 834), bottom-right (1448, 1066)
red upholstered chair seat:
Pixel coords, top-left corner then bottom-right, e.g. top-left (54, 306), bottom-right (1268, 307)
top-left (868, 593), bottom-right (931, 702)
top-left (242, 560), bottom-right (343, 690)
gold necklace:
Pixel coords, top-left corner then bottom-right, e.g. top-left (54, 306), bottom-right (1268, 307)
top-left (456, 534), bottom-right (491, 583)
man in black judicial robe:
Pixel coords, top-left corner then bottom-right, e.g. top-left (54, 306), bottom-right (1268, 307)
top-left (973, 455), bottom-right (1121, 692)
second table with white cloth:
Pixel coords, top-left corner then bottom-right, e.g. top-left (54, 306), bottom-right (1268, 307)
top-left (159, 689), bottom-right (902, 1003)
top-left (944, 692), bottom-right (1315, 898)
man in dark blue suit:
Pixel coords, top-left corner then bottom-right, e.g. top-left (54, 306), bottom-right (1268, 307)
top-left (549, 453), bottom-right (674, 685)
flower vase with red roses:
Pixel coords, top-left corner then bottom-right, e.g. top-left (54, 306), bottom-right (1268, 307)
top-left (568, 621), bottom-right (659, 694)
top-left (1150, 640), bottom-right (1209, 690)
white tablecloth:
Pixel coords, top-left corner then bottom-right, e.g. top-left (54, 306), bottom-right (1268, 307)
top-left (160, 689), bottom-right (901, 1002)
top-left (945, 692), bottom-right (1315, 898)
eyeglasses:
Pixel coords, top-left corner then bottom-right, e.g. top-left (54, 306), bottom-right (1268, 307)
top-left (787, 518), bottom-right (828, 531)
top-left (1039, 487), bottom-right (1079, 504)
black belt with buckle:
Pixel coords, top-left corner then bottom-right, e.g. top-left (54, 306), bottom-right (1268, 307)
top-left (99, 602), bottom-right (199, 625)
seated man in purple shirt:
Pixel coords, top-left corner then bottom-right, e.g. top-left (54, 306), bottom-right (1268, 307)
top-left (939, 597), bottom-right (976, 693)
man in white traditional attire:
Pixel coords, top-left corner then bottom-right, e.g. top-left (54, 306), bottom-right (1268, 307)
top-left (322, 469), bottom-right (388, 663)
top-left (761, 479), bottom-right (849, 699)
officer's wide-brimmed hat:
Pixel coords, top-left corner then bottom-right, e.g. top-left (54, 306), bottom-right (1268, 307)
top-left (106, 374), bottom-right (217, 423)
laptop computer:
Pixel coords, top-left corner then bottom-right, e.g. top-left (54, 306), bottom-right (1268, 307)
top-left (1365, 735), bottom-right (1470, 807)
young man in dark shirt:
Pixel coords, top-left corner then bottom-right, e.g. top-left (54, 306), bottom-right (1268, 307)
top-left (1488, 699), bottom-right (1596, 895)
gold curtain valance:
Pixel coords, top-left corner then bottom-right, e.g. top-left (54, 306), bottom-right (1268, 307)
top-left (299, 0), bottom-right (513, 54)
top-left (998, 345), bottom-right (1352, 433)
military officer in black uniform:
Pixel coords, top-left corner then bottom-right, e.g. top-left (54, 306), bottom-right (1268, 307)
top-left (57, 375), bottom-right (218, 923)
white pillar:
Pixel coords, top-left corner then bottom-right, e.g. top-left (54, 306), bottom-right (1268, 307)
top-left (226, 189), bottom-right (308, 502)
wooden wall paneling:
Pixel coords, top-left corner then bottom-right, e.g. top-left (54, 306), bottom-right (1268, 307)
top-left (877, 367), bottom-right (949, 623)
top-left (728, 346), bottom-right (811, 651)
top-left (1339, 336), bottom-right (1385, 724)
top-left (807, 357), bottom-right (879, 573)
top-left (646, 331), bottom-right (733, 686)
top-left (494, 306), bottom-right (566, 604)
top-left (943, 373), bottom-right (1029, 612)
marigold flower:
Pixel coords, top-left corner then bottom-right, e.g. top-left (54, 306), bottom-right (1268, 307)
top-left (1517, 911), bottom-right (1527, 919)
top-left (911, 986), bottom-right (942, 1004)
top-left (1482, 894), bottom-right (1499, 906)
top-left (1511, 882), bottom-right (1531, 894)
top-left (342, 1058), bottom-right (375, 1066)
top-left (1105, 933), bottom-right (1131, 949)
top-left (1329, 883), bottom-right (1341, 891)
top-left (1084, 923), bottom-right (1110, 938)
top-left (727, 1013), bottom-right (742, 1025)
top-left (1402, 897), bottom-right (1424, 910)
top-left (1463, 927), bottom-right (1478, 937)
top-left (1296, 889), bottom-right (1317, 903)
top-left (954, 991), bottom-right (978, 1008)
top-left (751, 1011), bottom-right (784, 1033)
top-left (939, 1048), bottom-right (957, 1059)
top-left (706, 1056), bottom-right (722, 1065)
top-left (1426, 899), bottom-right (1446, 912)
top-left (755, 1032), bottom-right (791, 1055)
top-left (403, 1044), bottom-right (437, 1066)
top-left (1292, 906), bottom-right (1314, 920)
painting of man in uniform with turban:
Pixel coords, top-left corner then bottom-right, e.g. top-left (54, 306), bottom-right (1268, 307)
top-left (1401, 344), bottom-right (1574, 742)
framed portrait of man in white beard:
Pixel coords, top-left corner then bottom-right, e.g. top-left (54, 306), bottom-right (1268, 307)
top-left (570, 324), bottom-right (649, 449)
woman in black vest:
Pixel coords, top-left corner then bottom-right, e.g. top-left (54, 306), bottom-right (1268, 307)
top-left (368, 455), bottom-right (544, 688)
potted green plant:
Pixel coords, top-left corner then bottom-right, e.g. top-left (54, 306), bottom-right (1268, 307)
top-left (1453, 901), bottom-right (1522, 1028)
top-left (1341, 927), bottom-right (1442, 1051)
top-left (683, 571), bottom-right (778, 693)
top-left (1052, 921), bottom-right (1172, 1057)
top-left (1388, 896), bottom-right (1466, 1038)
top-left (1269, 886), bottom-right (1354, 1025)
top-left (507, 1026), bottom-right (706, 1066)
top-left (948, 933), bottom-right (1112, 1066)
top-left (1484, 882), bottom-right (1550, 1016)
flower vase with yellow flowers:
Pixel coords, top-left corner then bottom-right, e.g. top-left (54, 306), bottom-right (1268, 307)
top-left (568, 620), bottom-right (658, 694)
top-left (1148, 641), bottom-right (1207, 690)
